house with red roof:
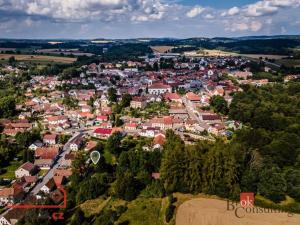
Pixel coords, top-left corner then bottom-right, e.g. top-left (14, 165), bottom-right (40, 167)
top-left (124, 123), bottom-right (138, 131)
top-left (0, 187), bottom-right (24, 206)
top-left (15, 162), bottom-right (37, 178)
top-left (130, 96), bottom-right (147, 109)
top-left (93, 128), bottom-right (113, 139)
top-left (164, 93), bottom-right (182, 103)
top-left (186, 92), bottom-right (201, 103)
top-left (153, 133), bottom-right (166, 149)
top-left (148, 83), bottom-right (172, 95)
top-left (96, 115), bottom-right (108, 122)
top-left (150, 116), bottom-right (173, 130)
top-left (43, 133), bottom-right (57, 145)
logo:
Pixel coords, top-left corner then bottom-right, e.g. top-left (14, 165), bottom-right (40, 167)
top-left (240, 192), bottom-right (254, 208)
top-left (52, 212), bottom-right (64, 221)
top-left (227, 192), bottom-right (293, 218)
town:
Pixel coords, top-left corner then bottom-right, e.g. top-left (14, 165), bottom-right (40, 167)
top-left (0, 46), bottom-right (299, 225)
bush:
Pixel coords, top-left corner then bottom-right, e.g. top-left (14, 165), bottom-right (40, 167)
top-left (165, 194), bottom-right (176, 222)
top-left (165, 204), bottom-right (175, 223)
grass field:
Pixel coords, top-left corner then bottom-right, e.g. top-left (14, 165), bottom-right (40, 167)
top-left (0, 160), bottom-right (22, 179)
top-left (80, 197), bottom-right (111, 217)
top-left (0, 54), bottom-right (77, 64)
top-left (117, 197), bottom-right (164, 225)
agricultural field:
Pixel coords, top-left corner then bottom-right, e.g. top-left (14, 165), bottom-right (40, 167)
top-left (275, 59), bottom-right (300, 67)
top-left (176, 198), bottom-right (300, 225)
top-left (151, 46), bottom-right (174, 53)
top-left (0, 53), bottom-right (77, 64)
top-left (239, 54), bottom-right (288, 60)
top-left (184, 49), bottom-right (236, 57)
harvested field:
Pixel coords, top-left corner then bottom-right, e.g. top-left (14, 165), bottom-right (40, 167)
top-left (240, 54), bottom-right (287, 59)
top-left (176, 198), bottom-right (300, 225)
top-left (184, 49), bottom-right (236, 57)
top-left (0, 54), bottom-right (76, 63)
top-left (151, 46), bottom-right (174, 53)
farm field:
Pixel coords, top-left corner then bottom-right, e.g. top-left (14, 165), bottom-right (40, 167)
top-left (0, 54), bottom-right (77, 64)
top-left (176, 198), bottom-right (300, 225)
top-left (275, 59), bottom-right (300, 67)
top-left (184, 49), bottom-right (236, 57)
top-left (240, 54), bottom-right (288, 59)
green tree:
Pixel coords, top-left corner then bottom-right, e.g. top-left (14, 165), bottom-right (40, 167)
top-left (108, 87), bottom-right (117, 103)
top-left (120, 94), bottom-right (132, 108)
top-left (105, 132), bottom-right (123, 155)
top-left (0, 96), bottom-right (16, 118)
top-left (114, 171), bottom-right (141, 201)
top-left (258, 167), bottom-right (287, 203)
top-left (210, 95), bottom-right (228, 115)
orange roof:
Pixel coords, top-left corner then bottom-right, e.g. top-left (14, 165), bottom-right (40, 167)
top-left (79, 112), bottom-right (94, 118)
top-left (85, 141), bottom-right (97, 151)
top-left (186, 92), bottom-right (200, 101)
top-left (165, 93), bottom-right (181, 100)
top-left (125, 123), bottom-right (138, 128)
top-left (53, 176), bottom-right (65, 186)
top-left (54, 168), bottom-right (72, 177)
top-left (153, 134), bottom-right (166, 146)
top-left (112, 127), bottom-right (123, 133)
top-left (35, 147), bottom-right (59, 159)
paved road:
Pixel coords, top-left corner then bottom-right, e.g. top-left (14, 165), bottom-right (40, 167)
top-left (181, 96), bottom-right (209, 130)
top-left (31, 132), bottom-right (83, 195)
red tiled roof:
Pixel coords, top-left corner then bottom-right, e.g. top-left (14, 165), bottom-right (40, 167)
top-left (43, 134), bottom-right (57, 140)
top-left (35, 147), bottom-right (59, 159)
top-left (19, 162), bottom-right (35, 172)
top-left (186, 92), bottom-right (200, 101)
top-left (153, 134), bottom-right (166, 146)
top-left (164, 93), bottom-right (181, 100)
top-left (94, 128), bottom-right (113, 135)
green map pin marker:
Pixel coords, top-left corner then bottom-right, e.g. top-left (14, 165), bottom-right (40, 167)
top-left (90, 151), bottom-right (100, 165)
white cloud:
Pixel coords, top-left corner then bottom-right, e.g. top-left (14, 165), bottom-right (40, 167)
top-left (226, 20), bottom-right (263, 32)
top-left (186, 6), bottom-right (205, 18)
top-left (204, 14), bottom-right (214, 19)
top-left (1, 0), bottom-right (170, 22)
top-left (250, 21), bottom-right (263, 31)
top-left (243, 0), bottom-right (300, 17)
top-left (227, 6), bottom-right (240, 16)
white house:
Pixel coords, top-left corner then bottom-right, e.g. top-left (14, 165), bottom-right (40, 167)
top-left (40, 179), bottom-right (56, 194)
top-left (69, 138), bottom-right (83, 151)
top-left (0, 215), bottom-right (10, 225)
top-left (28, 140), bottom-right (43, 151)
top-left (148, 83), bottom-right (172, 95)
top-left (43, 133), bottom-right (57, 145)
top-left (15, 162), bottom-right (37, 178)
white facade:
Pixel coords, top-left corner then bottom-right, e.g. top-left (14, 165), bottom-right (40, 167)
top-left (148, 87), bottom-right (171, 95)
top-left (40, 185), bottom-right (51, 194)
top-left (15, 168), bottom-right (30, 179)
top-left (0, 216), bottom-right (11, 225)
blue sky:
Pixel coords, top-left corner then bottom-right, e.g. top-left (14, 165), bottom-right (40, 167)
top-left (0, 0), bottom-right (300, 39)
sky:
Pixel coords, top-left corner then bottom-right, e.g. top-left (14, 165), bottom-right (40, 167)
top-left (0, 0), bottom-right (300, 39)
